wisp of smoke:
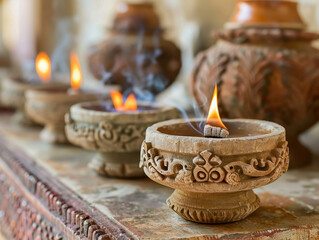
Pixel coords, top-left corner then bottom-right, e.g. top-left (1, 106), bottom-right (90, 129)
top-left (98, 27), bottom-right (171, 102)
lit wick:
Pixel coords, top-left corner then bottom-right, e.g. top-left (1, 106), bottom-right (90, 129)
top-left (204, 84), bottom-right (229, 138)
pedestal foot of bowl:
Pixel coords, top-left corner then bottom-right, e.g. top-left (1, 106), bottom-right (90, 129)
top-left (288, 136), bottom-right (312, 168)
top-left (13, 110), bottom-right (36, 126)
top-left (89, 152), bottom-right (145, 178)
top-left (40, 125), bottom-right (67, 144)
top-left (167, 190), bottom-right (260, 224)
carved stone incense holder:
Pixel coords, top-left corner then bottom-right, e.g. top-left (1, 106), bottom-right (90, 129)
top-left (190, 0), bottom-right (319, 168)
top-left (65, 101), bottom-right (178, 178)
top-left (1, 76), bottom-right (67, 125)
top-left (25, 88), bottom-right (99, 143)
top-left (88, 2), bottom-right (181, 98)
top-left (140, 119), bottom-right (289, 224)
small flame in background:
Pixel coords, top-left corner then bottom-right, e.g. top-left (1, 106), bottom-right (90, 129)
top-left (70, 52), bottom-right (82, 90)
top-left (36, 52), bottom-right (51, 83)
top-left (206, 84), bottom-right (228, 130)
top-left (110, 90), bottom-right (137, 112)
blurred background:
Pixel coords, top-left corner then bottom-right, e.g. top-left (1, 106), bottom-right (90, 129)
top-left (0, 0), bottom-right (319, 153)
top-left (2, 0), bottom-right (319, 102)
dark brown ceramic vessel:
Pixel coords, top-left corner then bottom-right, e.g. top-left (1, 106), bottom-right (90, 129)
top-left (88, 2), bottom-right (181, 99)
top-left (190, 0), bottom-right (319, 168)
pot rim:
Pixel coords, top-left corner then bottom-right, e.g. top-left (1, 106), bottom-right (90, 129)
top-left (25, 87), bottom-right (100, 103)
top-left (69, 100), bottom-right (178, 124)
top-left (145, 118), bottom-right (286, 156)
top-left (226, 0), bottom-right (305, 30)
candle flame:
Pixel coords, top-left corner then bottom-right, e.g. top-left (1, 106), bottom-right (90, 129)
top-left (110, 91), bottom-right (123, 109)
top-left (70, 52), bottom-right (82, 90)
top-left (110, 91), bottom-right (137, 111)
top-left (36, 52), bottom-right (51, 83)
top-left (206, 84), bottom-right (227, 130)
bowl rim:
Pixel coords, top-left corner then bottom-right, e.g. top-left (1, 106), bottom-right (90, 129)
top-left (145, 118), bottom-right (286, 156)
top-left (25, 86), bottom-right (101, 103)
top-left (68, 100), bottom-right (178, 124)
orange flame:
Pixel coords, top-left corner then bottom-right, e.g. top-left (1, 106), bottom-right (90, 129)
top-left (110, 91), bottom-right (137, 111)
top-left (70, 52), bottom-right (82, 90)
top-left (123, 94), bottom-right (137, 110)
top-left (206, 84), bottom-right (227, 130)
top-left (110, 91), bottom-right (123, 110)
top-left (35, 52), bottom-right (51, 83)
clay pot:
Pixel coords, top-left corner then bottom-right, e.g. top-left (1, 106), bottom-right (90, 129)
top-left (1, 77), bottom-right (68, 125)
top-left (65, 101), bottom-right (179, 178)
top-left (88, 2), bottom-right (181, 100)
top-left (190, 0), bottom-right (319, 168)
top-left (25, 88), bottom-right (100, 143)
top-left (140, 118), bottom-right (288, 223)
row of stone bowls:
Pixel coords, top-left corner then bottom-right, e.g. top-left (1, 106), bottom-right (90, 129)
top-left (0, 75), bottom-right (69, 125)
top-left (64, 101), bottom-right (288, 224)
top-left (0, 75), bottom-right (289, 224)
top-left (0, 75), bottom-right (179, 177)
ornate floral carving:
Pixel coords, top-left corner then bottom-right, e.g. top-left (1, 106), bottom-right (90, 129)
top-left (140, 141), bottom-right (289, 186)
top-left (192, 150), bottom-right (225, 183)
top-left (140, 142), bottom-right (194, 184)
top-left (66, 117), bottom-right (149, 152)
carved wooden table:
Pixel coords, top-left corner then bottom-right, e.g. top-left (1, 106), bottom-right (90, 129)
top-left (0, 112), bottom-right (319, 240)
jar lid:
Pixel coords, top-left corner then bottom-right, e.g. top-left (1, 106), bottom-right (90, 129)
top-left (225, 0), bottom-right (305, 30)
top-left (112, 2), bottom-right (162, 34)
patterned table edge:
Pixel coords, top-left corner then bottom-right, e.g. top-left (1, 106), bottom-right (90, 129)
top-left (0, 135), bottom-right (135, 240)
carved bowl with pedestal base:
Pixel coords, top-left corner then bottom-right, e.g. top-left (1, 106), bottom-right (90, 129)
top-left (1, 77), bottom-right (68, 125)
top-left (140, 119), bottom-right (289, 224)
top-left (25, 88), bottom-right (99, 144)
top-left (65, 101), bottom-right (178, 178)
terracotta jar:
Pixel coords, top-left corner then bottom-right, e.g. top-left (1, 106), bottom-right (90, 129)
top-left (190, 0), bottom-right (319, 168)
top-left (88, 2), bottom-right (181, 100)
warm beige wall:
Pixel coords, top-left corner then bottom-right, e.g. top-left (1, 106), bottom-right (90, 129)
top-left (2, 0), bottom-right (37, 66)
top-left (159, 0), bottom-right (236, 49)
top-left (2, 0), bottom-right (319, 77)
top-left (72, 0), bottom-right (319, 104)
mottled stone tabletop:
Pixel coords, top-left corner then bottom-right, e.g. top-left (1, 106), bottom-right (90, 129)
top-left (1, 113), bottom-right (319, 240)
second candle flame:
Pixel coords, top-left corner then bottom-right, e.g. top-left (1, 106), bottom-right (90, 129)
top-left (70, 52), bottom-right (82, 90)
top-left (110, 91), bottom-right (137, 112)
top-left (36, 52), bottom-right (51, 83)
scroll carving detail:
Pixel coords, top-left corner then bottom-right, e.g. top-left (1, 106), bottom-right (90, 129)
top-left (66, 115), bottom-right (148, 152)
top-left (140, 142), bottom-right (193, 184)
top-left (140, 141), bottom-right (289, 185)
